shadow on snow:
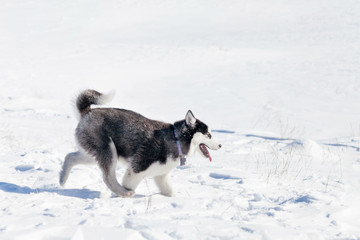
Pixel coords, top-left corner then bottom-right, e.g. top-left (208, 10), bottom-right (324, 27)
top-left (0, 182), bottom-right (100, 199)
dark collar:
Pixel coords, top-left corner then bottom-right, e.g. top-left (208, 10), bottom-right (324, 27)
top-left (173, 127), bottom-right (186, 166)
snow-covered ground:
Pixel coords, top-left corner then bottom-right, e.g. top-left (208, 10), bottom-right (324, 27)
top-left (1, 0), bottom-right (360, 239)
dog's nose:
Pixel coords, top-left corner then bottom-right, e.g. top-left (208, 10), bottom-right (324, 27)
top-left (219, 144), bottom-right (222, 148)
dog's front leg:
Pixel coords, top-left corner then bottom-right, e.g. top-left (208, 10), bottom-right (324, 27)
top-left (154, 174), bottom-right (174, 197)
top-left (122, 168), bottom-right (143, 191)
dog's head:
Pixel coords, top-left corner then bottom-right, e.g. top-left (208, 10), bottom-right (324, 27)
top-left (176, 110), bottom-right (221, 161)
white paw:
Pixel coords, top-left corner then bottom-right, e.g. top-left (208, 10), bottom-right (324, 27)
top-left (111, 190), bottom-right (135, 198)
top-left (161, 190), bottom-right (175, 197)
top-left (124, 190), bottom-right (135, 198)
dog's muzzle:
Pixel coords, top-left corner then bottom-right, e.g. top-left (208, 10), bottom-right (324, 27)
top-left (199, 143), bottom-right (221, 162)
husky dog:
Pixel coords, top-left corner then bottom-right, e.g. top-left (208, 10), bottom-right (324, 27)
top-left (60, 89), bottom-right (221, 197)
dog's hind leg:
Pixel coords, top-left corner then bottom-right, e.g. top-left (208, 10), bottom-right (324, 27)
top-left (99, 139), bottom-right (135, 198)
top-left (59, 152), bottom-right (76, 186)
top-left (59, 151), bottom-right (95, 186)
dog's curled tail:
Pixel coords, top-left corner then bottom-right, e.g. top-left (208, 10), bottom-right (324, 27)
top-left (75, 89), bottom-right (115, 119)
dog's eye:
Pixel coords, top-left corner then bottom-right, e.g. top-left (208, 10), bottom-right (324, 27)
top-left (207, 133), bottom-right (212, 139)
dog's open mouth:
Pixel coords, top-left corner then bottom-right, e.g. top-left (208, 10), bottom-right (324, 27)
top-left (200, 144), bottom-right (212, 162)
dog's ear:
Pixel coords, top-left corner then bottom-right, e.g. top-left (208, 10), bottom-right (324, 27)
top-left (185, 110), bottom-right (196, 127)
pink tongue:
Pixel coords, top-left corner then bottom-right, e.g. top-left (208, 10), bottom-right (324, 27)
top-left (203, 145), bottom-right (212, 162)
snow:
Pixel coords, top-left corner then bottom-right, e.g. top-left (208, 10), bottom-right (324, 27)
top-left (1, 0), bottom-right (360, 239)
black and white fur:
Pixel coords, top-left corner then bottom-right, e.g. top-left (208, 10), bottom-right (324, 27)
top-left (60, 89), bottom-right (221, 197)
